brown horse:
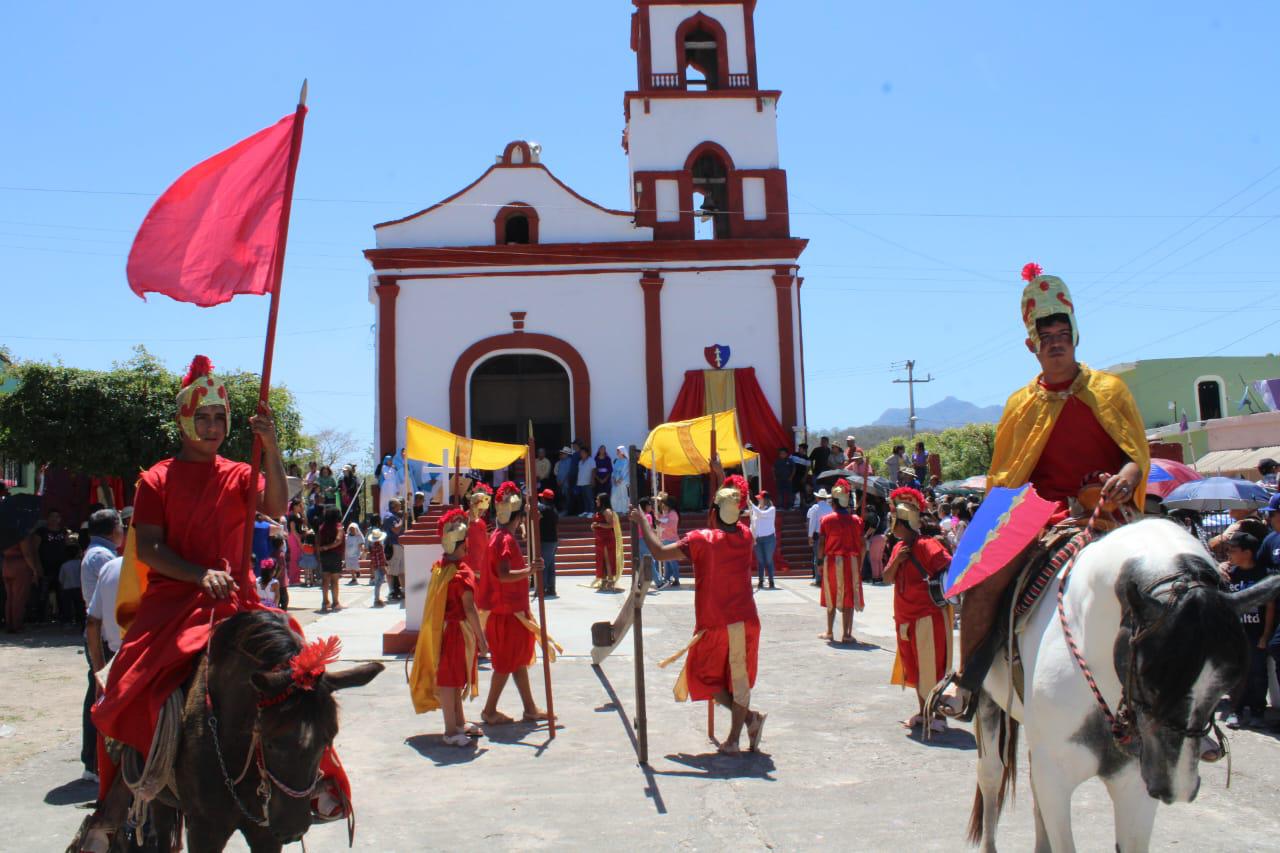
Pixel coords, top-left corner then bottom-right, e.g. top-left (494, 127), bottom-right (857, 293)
top-left (83, 610), bottom-right (382, 853)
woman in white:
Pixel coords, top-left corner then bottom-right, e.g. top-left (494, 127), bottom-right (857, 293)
top-left (749, 491), bottom-right (777, 590)
top-left (344, 522), bottom-right (366, 586)
top-left (610, 446), bottom-right (631, 515)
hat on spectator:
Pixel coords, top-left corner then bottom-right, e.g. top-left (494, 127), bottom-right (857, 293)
top-left (1261, 493), bottom-right (1280, 515)
top-left (539, 488), bottom-right (555, 500)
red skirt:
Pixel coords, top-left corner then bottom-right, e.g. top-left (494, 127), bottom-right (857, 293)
top-left (485, 611), bottom-right (535, 675)
top-left (686, 621), bottom-right (760, 702)
top-left (820, 553), bottom-right (863, 611)
top-left (437, 620), bottom-right (471, 689)
top-left (594, 532), bottom-right (616, 579)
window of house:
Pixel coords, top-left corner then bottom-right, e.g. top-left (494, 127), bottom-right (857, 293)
top-left (504, 214), bottom-right (530, 245)
top-left (1197, 379), bottom-right (1223, 421)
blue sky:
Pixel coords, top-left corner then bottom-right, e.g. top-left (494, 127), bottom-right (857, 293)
top-left (4, 1), bottom-right (1278, 455)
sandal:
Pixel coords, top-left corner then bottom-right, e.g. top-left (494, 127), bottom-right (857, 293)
top-left (482, 711), bottom-right (515, 726)
top-left (716, 740), bottom-right (741, 756)
top-left (463, 722), bottom-right (484, 737)
top-left (443, 733), bottom-right (471, 747)
top-left (902, 714), bottom-right (924, 729)
top-left (521, 710), bottom-right (549, 723)
top-left (747, 711), bottom-right (767, 752)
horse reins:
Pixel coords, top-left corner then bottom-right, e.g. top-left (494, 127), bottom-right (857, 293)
top-left (1057, 509), bottom-right (1225, 753)
top-left (203, 608), bottom-right (324, 829)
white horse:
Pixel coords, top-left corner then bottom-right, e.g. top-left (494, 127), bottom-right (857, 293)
top-left (969, 518), bottom-right (1280, 852)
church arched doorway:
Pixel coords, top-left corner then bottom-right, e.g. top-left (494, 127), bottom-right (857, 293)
top-left (469, 353), bottom-right (572, 451)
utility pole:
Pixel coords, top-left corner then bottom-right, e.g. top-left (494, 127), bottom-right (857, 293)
top-left (893, 360), bottom-right (933, 439)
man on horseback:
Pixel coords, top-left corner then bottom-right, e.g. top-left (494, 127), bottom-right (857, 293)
top-left (83, 355), bottom-right (353, 848)
top-left (935, 263), bottom-right (1150, 718)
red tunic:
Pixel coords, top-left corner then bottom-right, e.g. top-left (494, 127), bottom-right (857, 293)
top-left (485, 526), bottom-right (535, 675)
top-left (890, 537), bottom-right (952, 695)
top-left (678, 525), bottom-right (760, 701)
top-left (94, 457), bottom-right (261, 756)
top-left (467, 517), bottom-right (493, 611)
top-left (593, 510), bottom-right (616, 579)
top-left (437, 563), bottom-right (476, 689)
top-left (1029, 387), bottom-right (1129, 505)
top-left (819, 510), bottom-right (864, 611)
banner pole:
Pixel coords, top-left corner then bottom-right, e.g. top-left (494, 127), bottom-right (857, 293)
top-left (240, 81), bottom-right (307, 575)
top-left (627, 444), bottom-right (648, 764)
top-left (527, 422), bottom-right (555, 738)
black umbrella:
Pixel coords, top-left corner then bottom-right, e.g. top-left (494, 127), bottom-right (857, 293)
top-left (815, 469), bottom-right (892, 498)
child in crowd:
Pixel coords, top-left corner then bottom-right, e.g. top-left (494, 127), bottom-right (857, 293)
top-left (1224, 531), bottom-right (1274, 729)
top-left (58, 542), bottom-right (85, 627)
top-left (299, 532), bottom-right (319, 587)
top-left (367, 527), bottom-right (388, 608)
top-left (255, 558), bottom-right (281, 608)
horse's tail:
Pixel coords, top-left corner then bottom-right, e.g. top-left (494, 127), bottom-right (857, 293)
top-left (966, 704), bottom-right (1020, 845)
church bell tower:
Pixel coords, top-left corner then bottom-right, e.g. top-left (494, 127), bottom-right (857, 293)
top-left (625, 1), bottom-right (790, 241)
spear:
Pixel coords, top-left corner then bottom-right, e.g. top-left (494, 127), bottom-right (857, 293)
top-left (526, 422), bottom-right (555, 738)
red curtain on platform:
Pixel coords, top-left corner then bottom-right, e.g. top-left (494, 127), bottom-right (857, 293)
top-left (666, 368), bottom-right (793, 573)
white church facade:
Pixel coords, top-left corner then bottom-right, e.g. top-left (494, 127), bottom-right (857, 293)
top-left (366, 1), bottom-right (808, 481)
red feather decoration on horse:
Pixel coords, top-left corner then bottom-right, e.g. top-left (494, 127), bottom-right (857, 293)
top-left (290, 636), bottom-right (342, 690)
top-left (182, 354), bottom-right (214, 387)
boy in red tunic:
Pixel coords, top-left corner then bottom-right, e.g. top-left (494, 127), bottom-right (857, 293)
top-left (634, 472), bottom-right (766, 755)
top-left (883, 487), bottom-right (953, 733)
top-left (466, 484), bottom-right (494, 621)
top-left (481, 482), bottom-right (552, 726)
top-left (85, 356), bottom-right (358, 842)
top-left (408, 508), bottom-right (488, 745)
top-left (818, 478), bottom-right (865, 644)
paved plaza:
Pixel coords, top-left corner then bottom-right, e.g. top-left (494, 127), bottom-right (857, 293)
top-left (3, 578), bottom-right (1279, 851)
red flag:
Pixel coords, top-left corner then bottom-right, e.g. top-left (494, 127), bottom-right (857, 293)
top-left (127, 111), bottom-right (305, 307)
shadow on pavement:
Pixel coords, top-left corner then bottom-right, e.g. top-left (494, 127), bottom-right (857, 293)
top-left (828, 638), bottom-right (883, 652)
top-left (44, 778), bottom-right (97, 806)
top-left (659, 751), bottom-right (777, 781)
top-left (903, 726), bottom-right (977, 750)
top-left (404, 734), bottom-right (488, 766)
top-left (592, 665), bottom-right (667, 814)
top-left (0, 625), bottom-right (84, 649)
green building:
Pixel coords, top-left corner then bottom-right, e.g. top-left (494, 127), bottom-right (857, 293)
top-left (1107, 355), bottom-right (1280, 429)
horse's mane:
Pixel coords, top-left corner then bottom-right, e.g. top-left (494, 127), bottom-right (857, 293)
top-left (209, 610), bottom-right (339, 737)
top-left (1131, 552), bottom-right (1243, 722)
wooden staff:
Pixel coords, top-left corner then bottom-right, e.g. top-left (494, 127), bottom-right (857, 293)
top-left (525, 422), bottom-right (556, 738)
top-left (706, 411), bottom-right (721, 741)
top-left (627, 444), bottom-right (649, 764)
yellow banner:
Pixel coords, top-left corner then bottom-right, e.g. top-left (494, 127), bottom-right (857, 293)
top-left (404, 417), bottom-right (525, 471)
top-left (639, 409), bottom-right (757, 475)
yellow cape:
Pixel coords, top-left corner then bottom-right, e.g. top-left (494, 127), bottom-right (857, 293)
top-left (987, 364), bottom-right (1150, 505)
top-left (408, 560), bottom-right (478, 713)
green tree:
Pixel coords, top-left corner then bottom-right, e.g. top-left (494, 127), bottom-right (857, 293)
top-left (0, 347), bottom-right (304, 479)
top-left (866, 423), bottom-right (996, 483)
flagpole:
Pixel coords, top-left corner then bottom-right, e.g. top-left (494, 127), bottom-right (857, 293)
top-left (526, 422), bottom-right (556, 739)
top-left (241, 81), bottom-right (308, 574)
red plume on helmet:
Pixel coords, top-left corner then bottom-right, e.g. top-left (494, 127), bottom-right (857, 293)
top-left (469, 482), bottom-right (493, 498)
top-left (437, 507), bottom-right (468, 538)
top-left (889, 486), bottom-right (926, 510)
top-left (833, 477), bottom-right (853, 494)
top-left (1021, 262), bottom-right (1043, 282)
top-left (182, 354), bottom-right (214, 388)
top-left (495, 481), bottom-right (521, 503)
top-left (722, 474), bottom-right (750, 509)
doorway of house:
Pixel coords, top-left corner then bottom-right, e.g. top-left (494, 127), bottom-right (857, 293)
top-left (470, 353), bottom-right (571, 452)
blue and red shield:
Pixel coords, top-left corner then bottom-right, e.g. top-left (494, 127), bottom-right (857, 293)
top-left (704, 344), bottom-right (731, 369)
top-left (944, 484), bottom-right (1057, 598)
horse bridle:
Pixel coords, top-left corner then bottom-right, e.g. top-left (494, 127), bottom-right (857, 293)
top-left (1059, 563), bottom-right (1227, 756)
top-left (203, 636), bottom-right (323, 829)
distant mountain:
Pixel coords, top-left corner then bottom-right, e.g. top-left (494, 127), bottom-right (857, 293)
top-left (872, 396), bottom-right (1003, 430)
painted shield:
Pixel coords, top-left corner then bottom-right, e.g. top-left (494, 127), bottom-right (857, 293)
top-left (944, 484), bottom-right (1057, 598)
top-left (704, 344), bottom-right (731, 369)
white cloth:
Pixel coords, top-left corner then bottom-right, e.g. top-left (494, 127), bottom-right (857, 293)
top-left (344, 529), bottom-right (365, 567)
top-left (379, 467), bottom-right (401, 517)
top-left (807, 500), bottom-right (833, 539)
top-left (749, 504), bottom-right (776, 538)
top-left (87, 556), bottom-right (123, 653)
top-left (256, 578), bottom-right (279, 607)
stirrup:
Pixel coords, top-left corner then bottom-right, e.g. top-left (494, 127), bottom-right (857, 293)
top-left (926, 673), bottom-right (977, 723)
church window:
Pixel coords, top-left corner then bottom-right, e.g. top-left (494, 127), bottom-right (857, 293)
top-left (676, 16), bottom-right (727, 91)
top-left (494, 203), bottom-right (539, 245)
top-left (504, 214), bottom-right (530, 245)
top-left (691, 152), bottom-right (730, 239)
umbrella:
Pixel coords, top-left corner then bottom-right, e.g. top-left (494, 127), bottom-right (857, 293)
top-left (1161, 477), bottom-right (1271, 512)
top-left (815, 469), bottom-right (892, 498)
top-left (1145, 458), bottom-right (1201, 500)
top-left (936, 478), bottom-right (984, 498)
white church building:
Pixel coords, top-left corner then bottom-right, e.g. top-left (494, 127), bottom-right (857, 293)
top-left (365, 1), bottom-right (808, 484)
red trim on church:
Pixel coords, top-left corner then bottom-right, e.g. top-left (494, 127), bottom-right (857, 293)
top-left (376, 278), bottom-right (401, 456)
top-left (640, 272), bottom-right (665, 426)
top-left (772, 269), bottom-right (798, 435)
top-left (364, 237), bottom-right (806, 270)
top-left (448, 332), bottom-right (592, 443)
